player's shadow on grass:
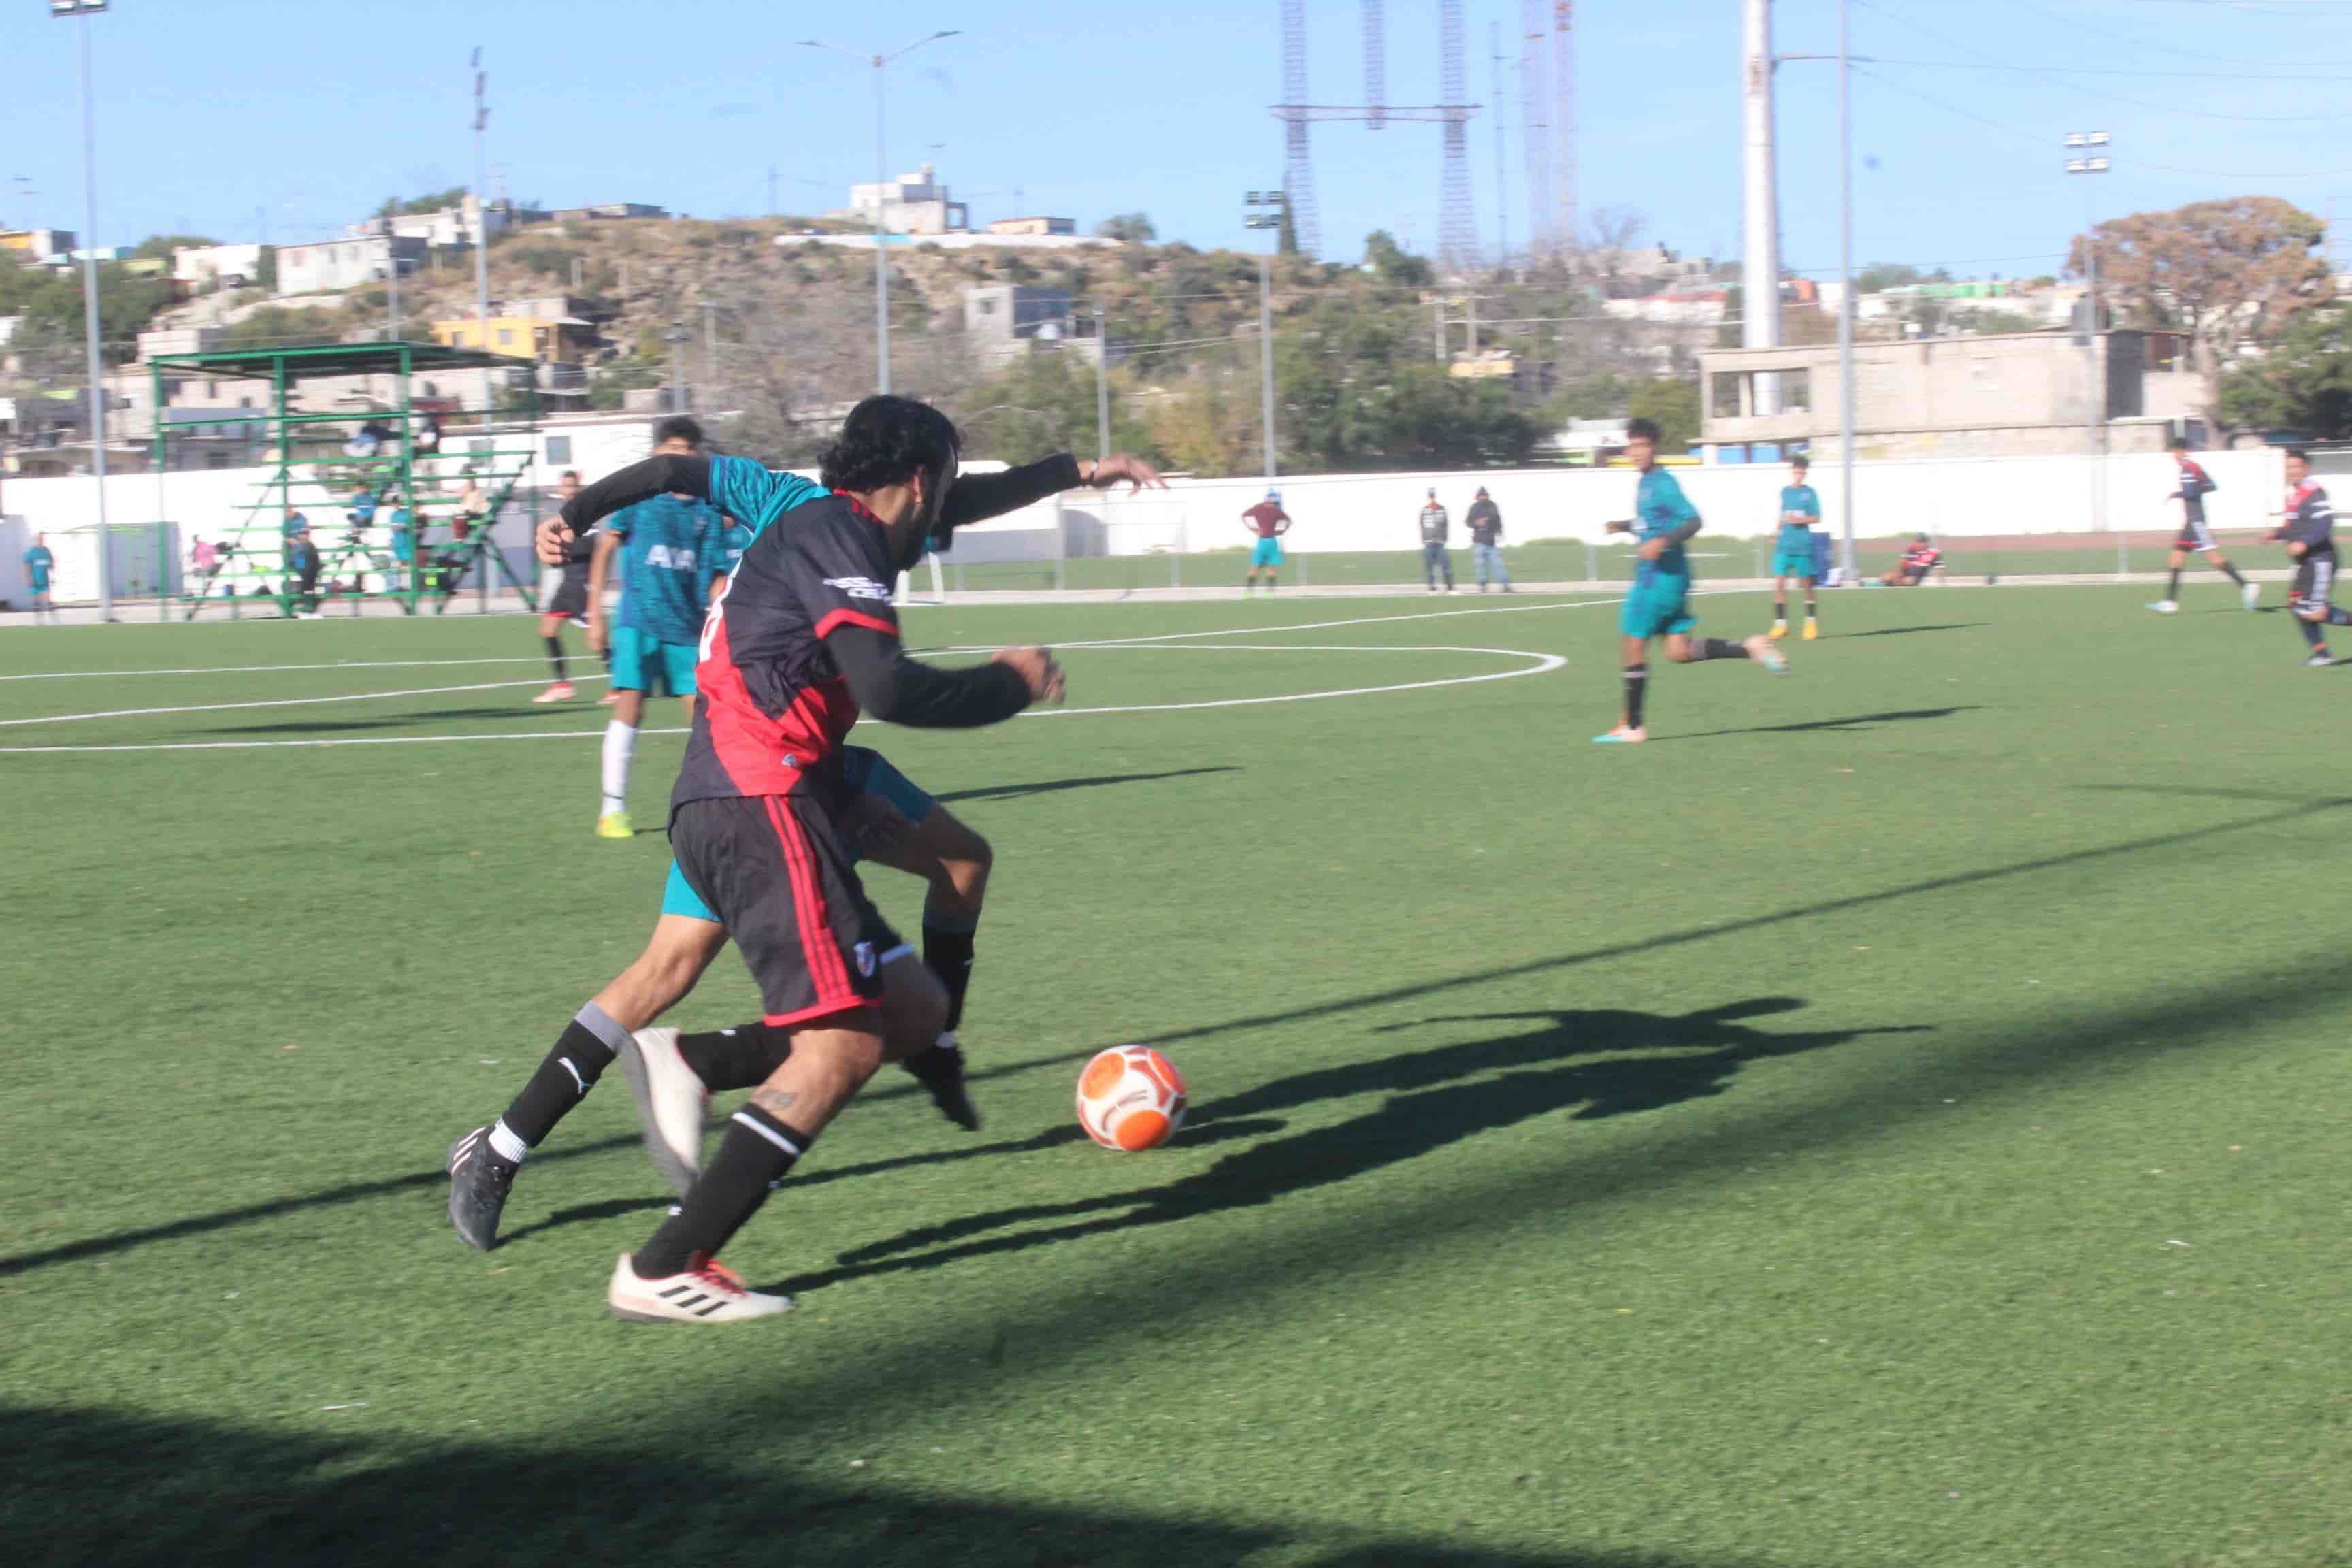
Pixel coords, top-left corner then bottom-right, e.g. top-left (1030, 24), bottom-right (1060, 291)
top-left (0, 1402), bottom-right (1723, 1568)
top-left (1659, 706), bottom-right (1980, 742)
top-left (784, 999), bottom-right (1922, 1294)
top-left (1835, 622), bottom-right (1985, 638)
top-left (934, 764), bottom-right (1238, 805)
top-left (210, 705), bottom-right (592, 736)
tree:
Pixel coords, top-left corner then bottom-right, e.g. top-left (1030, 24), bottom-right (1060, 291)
top-left (1095, 213), bottom-right (1157, 243)
top-left (2072, 196), bottom-right (2332, 435)
top-left (129, 234), bottom-right (216, 262)
top-left (1626, 378), bottom-right (1700, 454)
top-left (1362, 230), bottom-right (1433, 289)
top-left (2219, 301), bottom-right (2352, 438)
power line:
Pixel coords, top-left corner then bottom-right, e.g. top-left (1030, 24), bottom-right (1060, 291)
top-left (1869, 59), bottom-right (2352, 120)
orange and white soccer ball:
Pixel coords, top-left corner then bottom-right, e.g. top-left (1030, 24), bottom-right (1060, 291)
top-left (1075, 1046), bottom-right (1187, 1151)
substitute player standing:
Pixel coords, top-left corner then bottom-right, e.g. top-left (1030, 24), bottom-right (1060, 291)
top-left (22, 532), bottom-right (56, 625)
top-left (2271, 446), bottom-right (2350, 666)
top-left (1769, 455), bottom-right (1823, 640)
top-left (591, 419), bottom-right (723, 838)
top-left (1465, 487), bottom-right (1511, 592)
top-left (2151, 436), bottom-right (2257, 615)
top-left (1419, 488), bottom-right (1455, 593)
top-left (1242, 489), bottom-right (1290, 593)
top-left (1595, 419), bottom-right (1787, 745)
top-left (533, 471), bottom-right (590, 703)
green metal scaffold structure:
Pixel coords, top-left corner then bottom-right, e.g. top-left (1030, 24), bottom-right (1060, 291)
top-left (150, 342), bottom-right (544, 619)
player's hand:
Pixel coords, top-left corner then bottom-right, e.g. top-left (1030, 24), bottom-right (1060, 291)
top-left (587, 610), bottom-right (609, 655)
top-left (1637, 538), bottom-right (1666, 561)
top-left (994, 646), bottom-right (1066, 705)
top-left (536, 518), bottom-right (576, 566)
top-left (1083, 453), bottom-right (1167, 493)
top-left (1603, 519), bottom-right (1632, 535)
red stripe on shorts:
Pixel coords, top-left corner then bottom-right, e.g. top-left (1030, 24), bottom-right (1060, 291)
top-left (764, 795), bottom-right (853, 1009)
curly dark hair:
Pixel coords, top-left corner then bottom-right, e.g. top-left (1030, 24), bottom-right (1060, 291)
top-left (653, 415), bottom-right (705, 448)
top-left (1626, 418), bottom-right (1662, 444)
top-left (819, 395), bottom-right (962, 493)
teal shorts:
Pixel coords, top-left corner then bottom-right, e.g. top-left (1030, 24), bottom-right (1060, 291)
top-left (612, 623), bottom-right (698, 696)
top-left (1619, 574), bottom-right (1696, 639)
top-left (1771, 549), bottom-right (1817, 580)
top-left (1251, 537), bottom-right (1285, 569)
top-left (658, 745), bottom-right (936, 923)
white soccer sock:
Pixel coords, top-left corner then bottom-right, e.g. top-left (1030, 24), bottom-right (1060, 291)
top-left (488, 1118), bottom-right (529, 1164)
top-left (601, 720), bottom-right (636, 817)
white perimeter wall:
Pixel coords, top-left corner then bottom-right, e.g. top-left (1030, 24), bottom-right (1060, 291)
top-left (0, 444), bottom-right (2289, 602)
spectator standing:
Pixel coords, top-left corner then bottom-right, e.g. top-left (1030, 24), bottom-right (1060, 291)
top-left (284, 523), bottom-right (324, 618)
top-left (22, 532), bottom-right (57, 625)
top-left (1465, 486), bottom-right (1511, 593)
top-left (1241, 489), bottom-right (1292, 593)
top-left (1418, 487), bottom-right (1455, 593)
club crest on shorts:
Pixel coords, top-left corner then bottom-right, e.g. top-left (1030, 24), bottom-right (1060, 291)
top-left (853, 941), bottom-right (877, 977)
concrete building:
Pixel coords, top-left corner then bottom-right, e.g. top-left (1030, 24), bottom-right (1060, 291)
top-left (274, 235), bottom-right (426, 297)
top-left (0, 229), bottom-right (76, 265)
top-left (832, 165), bottom-right (969, 235)
top-left (345, 194), bottom-right (546, 251)
top-left (1586, 244), bottom-right (1715, 296)
top-left (552, 203), bottom-right (668, 223)
top-left (961, 283), bottom-right (1101, 368)
top-left (1603, 289), bottom-right (1730, 328)
top-left (430, 311), bottom-right (597, 364)
top-left (171, 243), bottom-right (267, 291)
top-left (987, 216), bottom-right (1076, 237)
top-left (1699, 328), bottom-right (2207, 462)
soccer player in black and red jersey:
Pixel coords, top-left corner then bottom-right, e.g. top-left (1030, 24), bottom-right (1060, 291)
top-left (2149, 436), bottom-right (2257, 615)
top-left (2270, 446), bottom-right (2350, 667)
top-left (1241, 489), bottom-right (1290, 592)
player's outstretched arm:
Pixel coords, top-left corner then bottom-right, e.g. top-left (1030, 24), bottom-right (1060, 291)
top-left (538, 453), bottom-right (715, 564)
top-left (940, 452), bottom-right (1166, 537)
top-left (826, 625), bottom-right (1061, 728)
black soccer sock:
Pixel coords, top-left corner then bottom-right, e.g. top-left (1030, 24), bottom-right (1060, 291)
top-left (921, 909), bottom-right (979, 1035)
top-left (1773, 598), bottom-right (1786, 620)
top-left (2297, 615), bottom-right (2325, 648)
top-left (1694, 638), bottom-right (1751, 662)
top-left (2168, 566), bottom-right (2183, 598)
top-left (2328, 606), bottom-right (2352, 627)
top-left (1805, 597), bottom-right (1818, 619)
top-left (544, 635), bottom-right (568, 682)
top-left (2220, 560), bottom-right (2247, 586)
top-left (676, 1024), bottom-right (785, 1091)
top-left (1622, 664), bottom-right (1648, 730)
top-left (632, 1103), bottom-right (812, 1277)
top-left (497, 1002), bottom-right (629, 1153)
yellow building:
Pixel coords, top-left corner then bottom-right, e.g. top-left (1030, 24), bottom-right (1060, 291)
top-left (431, 314), bottom-right (595, 364)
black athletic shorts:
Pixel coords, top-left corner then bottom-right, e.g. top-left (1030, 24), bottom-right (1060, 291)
top-left (2292, 551), bottom-right (2338, 616)
top-left (669, 793), bottom-right (905, 1028)
top-left (546, 564), bottom-right (590, 619)
top-left (2173, 516), bottom-right (2218, 554)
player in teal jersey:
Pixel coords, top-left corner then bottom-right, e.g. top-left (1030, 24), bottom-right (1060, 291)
top-left (587, 417), bottom-right (725, 838)
top-left (1594, 420), bottom-right (1787, 745)
top-left (1769, 455), bottom-right (1823, 641)
top-left (22, 532), bottom-right (57, 625)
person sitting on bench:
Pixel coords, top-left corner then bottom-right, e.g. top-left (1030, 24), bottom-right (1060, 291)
top-left (1882, 534), bottom-right (1942, 587)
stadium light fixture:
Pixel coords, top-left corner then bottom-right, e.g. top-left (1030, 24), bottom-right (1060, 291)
top-left (53, 0), bottom-right (112, 620)
top-left (1241, 189), bottom-right (1286, 480)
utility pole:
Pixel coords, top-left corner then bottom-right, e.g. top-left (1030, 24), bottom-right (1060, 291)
top-left (1243, 191), bottom-right (1285, 479)
top-left (1490, 20), bottom-right (1509, 266)
top-left (2066, 131), bottom-right (2112, 558)
top-left (1740, 0), bottom-right (1782, 416)
top-left (1092, 302), bottom-right (1110, 465)
top-left (56, 0), bottom-right (111, 621)
top-left (472, 48), bottom-right (492, 410)
top-left (702, 300), bottom-right (717, 410)
top-left (1838, 0), bottom-right (1856, 583)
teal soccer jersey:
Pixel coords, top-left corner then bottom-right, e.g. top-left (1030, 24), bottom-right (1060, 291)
top-left (708, 455), bottom-right (828, 543)
top-left (23, 545), bottom-right (55, 591)
top-left (611, 495), bottom-right (725, 644)
top-left (1633, 468), bottom-right (1699, 578)
top-left (1776, 483), bottom-right (1820, 556)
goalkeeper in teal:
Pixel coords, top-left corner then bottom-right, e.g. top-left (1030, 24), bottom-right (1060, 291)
top-left (1595, 419), bottom-right (1787, 745)
top-left (588, 416), bottom-right (727, 838)
top-left (1769, 454), bottom-right (1823, 641)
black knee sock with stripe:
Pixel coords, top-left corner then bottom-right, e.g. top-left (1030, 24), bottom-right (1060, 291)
top-left (921, 906), bottom-right (979, 1034)
top-left (1622, 664), bottom-right (1648, 730)
top-left (544, 635), bottom-right (568, 682)
top-left (2219, 559), bottom-right (2247, 587)
top-left (676, 1024), bottom-right (785, 1090)
top-left (2168, 566), bottom-right (2183, 598)
top-left (1693, 638), bottom-right (1751, 662)
top-left (632, 1103), bottom-right (813, 1277)
top-left (497, 1002), bottom-right (629, 1152)
top-left (2297, 615), bottom-right (2325, 648)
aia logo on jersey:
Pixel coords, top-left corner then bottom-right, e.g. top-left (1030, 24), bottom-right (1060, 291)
top-left (823, 575), bottom-right (892, 601)
top-left (643, 543), bottom-right (700, 571)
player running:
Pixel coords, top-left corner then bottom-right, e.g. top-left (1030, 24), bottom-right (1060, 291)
top-left (1595, 419), bottom-right (1786, 745)
top-left (22, 532), bottom-right (57, 625)
top-left (1242, 489), bottom-right (1290, 593)
top-left (495, 395), bottom-right (1064, 1322)
top-left (2150, 436), bottom-right (2257, 615)
top-left (446, 420), bottom-right (1164, 1253)
top-left (532, 472), bottom-right (590, 703)
top-left (2270, 446), bottom-right (2349, 666)
top-left (591, 419), bottom-right (725, 839)
top-left (1769, 455), bottom-right (1822, 640)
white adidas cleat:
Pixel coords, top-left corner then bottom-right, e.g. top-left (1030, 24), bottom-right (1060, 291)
top-left (608, 1253), bottom-right (791, 1324)
top-left (2242, 581), bottom-right (2262, 611)
top-left (2148, 600), bottom-right (2179, 615)
top-left (619, 1026), bottom-right (710, 1200)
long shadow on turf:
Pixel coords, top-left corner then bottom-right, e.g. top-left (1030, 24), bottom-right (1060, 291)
top-left (787, 999), bottom-right (1918, 1292)
top-left (933, 764), bottom-right (1238, 805)
top-left (0, 1133), bottom-right (642, 1279)
top-left (1835, 622), bottom-right (1984, 638)
top-left (0, 1403), bottom-right (1723, 1568)
top-left (1657, 706), bottom-right (1980, 742)
top-left (208, 705), bottom-right (610, 736)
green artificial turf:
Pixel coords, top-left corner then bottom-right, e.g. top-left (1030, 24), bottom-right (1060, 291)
top-left (3, 583), bottom-right (2348, 1567)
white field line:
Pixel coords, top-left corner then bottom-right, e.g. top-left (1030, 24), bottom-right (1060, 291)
top-left (0, 596), bottom-right (1631, 753)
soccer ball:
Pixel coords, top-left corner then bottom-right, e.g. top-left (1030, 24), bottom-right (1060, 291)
top-left (1075, 1046), bottom-right (1188, 1151)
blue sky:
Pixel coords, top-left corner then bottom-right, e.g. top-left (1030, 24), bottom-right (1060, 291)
top-left (3, 0), bottom-right (2350, 278)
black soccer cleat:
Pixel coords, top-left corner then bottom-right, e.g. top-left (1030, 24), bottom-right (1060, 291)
top-left (446, 1124), bottom-right (519, 1250)
top-left (902, 1037), bottom-right (980, 1132)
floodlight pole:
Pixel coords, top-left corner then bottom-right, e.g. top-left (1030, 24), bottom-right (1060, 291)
top-left (1092, 302), bottom-right (1109, 464)
top-left (800, 32), bottom-right (960, 395)
top-left (58, 0), bottom-right (112, 621)
top-left (472, 49), bottom-right (491, 410)
top-left (1837, 0), bottom-right (1856, 585)
top-left (2066, 132), bottom-right (2112, 568)
top-left (1244, 190), bottom-right (1283, 480)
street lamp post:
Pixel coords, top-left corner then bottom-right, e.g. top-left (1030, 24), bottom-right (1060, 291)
top-left (1092, 302), bottom-right (1109, 466)
top-left (2065, 131), bottom-right (2113, 568)
top-left (54, 0), bottom-right (111, 621)
top-left (1243, 191), bottom-right (1285, 482)
top-left (800, 32), bottom-right (960, 395)
top-left (472, 49), bottom-right (492, 410)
